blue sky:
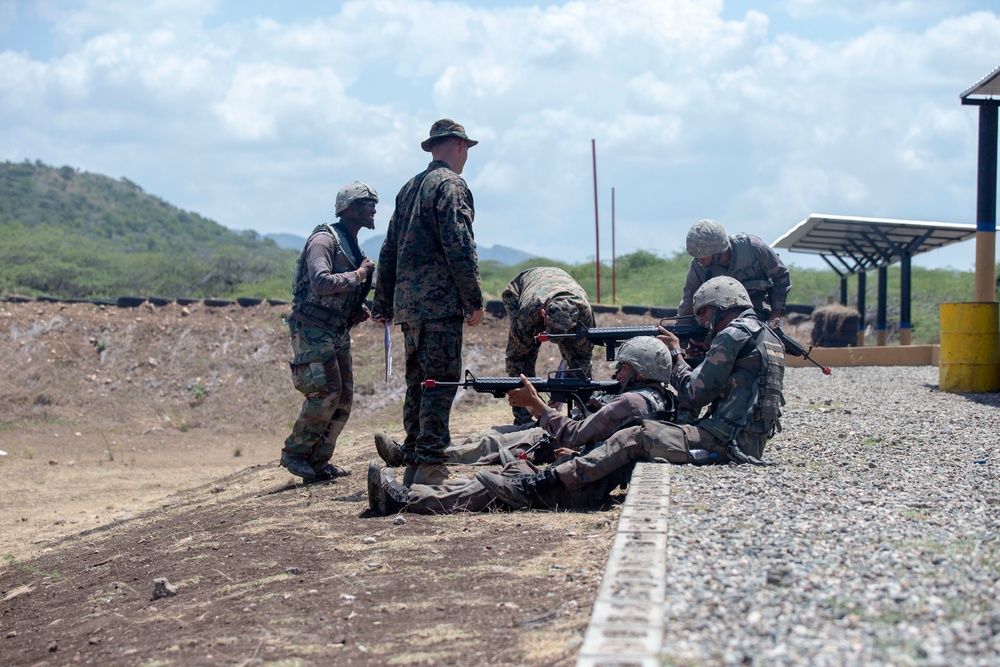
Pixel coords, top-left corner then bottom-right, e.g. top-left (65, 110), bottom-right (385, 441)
top-left (1, 0), bottom-right (998, 272)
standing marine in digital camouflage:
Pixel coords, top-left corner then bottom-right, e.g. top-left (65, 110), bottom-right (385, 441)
top-left (476, 276), bottom-right (786, 510)
top-left (503, 266), bottom-right (596, 424)
top-left (280, 181), bottom-right (379, 482)
top-left (372, 119), bottom-right (484, 487)
top-left (678, 219), bottom-right (791, 325)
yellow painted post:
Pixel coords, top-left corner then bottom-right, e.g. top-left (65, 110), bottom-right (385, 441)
top-left (939, 302), bottom-right (1000, 392)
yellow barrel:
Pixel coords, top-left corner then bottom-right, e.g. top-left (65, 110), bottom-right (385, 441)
top-left (939, 302), bottom-right (1000, 392)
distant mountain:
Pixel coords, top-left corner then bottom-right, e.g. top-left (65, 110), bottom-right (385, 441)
top-left (265, 232), bottom-right (307, 251)
top-left (357, 234), bottom-right (535, 266)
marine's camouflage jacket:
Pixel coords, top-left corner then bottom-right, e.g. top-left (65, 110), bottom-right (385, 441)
top-left (538, 383), bottom-right (668, 450)
top-left (678, 233), bottom-right (791, 318)
top-left (372, 160), bottom-right (482, 325)
top-left (670, 309), bottom-right (783, 443)
top-left (502, 267), bottom-right (592, 333)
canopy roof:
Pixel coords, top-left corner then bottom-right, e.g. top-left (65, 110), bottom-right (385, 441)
top-left (961, 63), bottom-right (1000, 102)
top-left (771, 214), bottom-right (976, 274)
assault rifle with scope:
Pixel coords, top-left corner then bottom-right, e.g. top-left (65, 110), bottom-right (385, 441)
top-left (535, 316), bottom-right (708, 361)
top-left (423, 368), bottom-right (620, 415)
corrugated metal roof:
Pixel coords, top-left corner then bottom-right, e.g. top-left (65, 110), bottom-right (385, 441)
top-left (771, 214), bottom-right (975, 273)
top-left (961, 63), bottom-right (1000, 100)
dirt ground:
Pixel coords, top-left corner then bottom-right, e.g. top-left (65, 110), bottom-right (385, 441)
top-left (0, 300), bottom-right (688, 666)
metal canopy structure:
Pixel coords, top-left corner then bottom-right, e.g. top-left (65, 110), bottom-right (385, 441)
top-left (772, 214), bottom-right (975, 274)
top-left (960, 62), bottom-right (1000, 101)
top-left (772, 214), bottom-right (976, 346)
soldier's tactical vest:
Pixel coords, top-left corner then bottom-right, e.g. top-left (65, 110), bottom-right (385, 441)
top-left (725, 317), bottom-right (785, 456)
top-left (291, 223), bottom-right (370, 329)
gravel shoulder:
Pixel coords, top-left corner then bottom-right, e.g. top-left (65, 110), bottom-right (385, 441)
top-left (660, 366), bottom-right (1000, 666)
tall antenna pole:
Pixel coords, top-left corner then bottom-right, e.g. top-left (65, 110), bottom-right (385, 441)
top-left (611, 187), bottom-right (616, 304)
top-left (592, 139), bottom-right (601, 303)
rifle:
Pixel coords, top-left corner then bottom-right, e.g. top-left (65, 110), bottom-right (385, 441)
top-left (536, 317), bottom-right (708, 361)
top-left (423, 368), bottom-right (619, 415)
top-left (773, 325), bottom-right (832, 375)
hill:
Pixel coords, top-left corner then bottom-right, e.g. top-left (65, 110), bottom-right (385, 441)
top-left (0, 160), bottom-right (295, 299)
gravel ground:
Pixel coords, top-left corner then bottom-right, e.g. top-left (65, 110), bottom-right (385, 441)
top-left (660, 365), bottom-right (1000, 667)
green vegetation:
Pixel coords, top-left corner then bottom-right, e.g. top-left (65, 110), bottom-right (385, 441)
top-left (0, 160), bottom-right (296, 299)
top-left (1, 160), bottom-right (988, 343)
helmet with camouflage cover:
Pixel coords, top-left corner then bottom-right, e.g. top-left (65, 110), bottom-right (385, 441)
top-left (615, 337), bottom-right (672, 384)
top-left (692, 276), bottom-right (753, 313)
top-left (685, 219), bottom-right (730, 258)
top-left (335, 181), bottom-right (379, 217)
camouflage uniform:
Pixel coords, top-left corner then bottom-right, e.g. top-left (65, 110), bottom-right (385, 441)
top-left (543, 309), bottom-right (785, 489)
top-left (502, 267), bottom-right (596, 424)
top-left (678, 233), bottom-right (791, 320)
top-left (283, 223), bottom-right (371, 470)
top-left (402, 458), bottom-right (631, 514)
top-left (443, 383), bottom-right (669, 464)
top-left (372, 161), bottom-right (482, 464)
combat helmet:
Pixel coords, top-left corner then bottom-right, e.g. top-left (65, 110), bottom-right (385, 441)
top-left (616, 337), bottom-right (672, 383)
top-left (685, 219), bottom-right (730, 258)
top-left (335, 181), bottom-right (379, 216)
top-left (692, 276), bottom-right (753, 313)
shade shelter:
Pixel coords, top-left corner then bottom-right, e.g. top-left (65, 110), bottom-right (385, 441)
top-left (772, 214), bottom-right (975, 345)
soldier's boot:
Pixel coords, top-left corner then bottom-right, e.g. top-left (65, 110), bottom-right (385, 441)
top-left (367, 461), bottom-right (409, 516)
top-left (374, 432), bottom-right (405, 467)
top-left (475, 468), bottom-right (562, 510)
top-left (402, 463), bottom-right (419, 487)
top-left (312, 462), bottom-right (353, 481)
top-left (280, 452), bottom-right (317, 481)
top-left (415, 462), bottom-right (449, 486)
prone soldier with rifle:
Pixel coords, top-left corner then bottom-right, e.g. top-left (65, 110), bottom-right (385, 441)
top-left (367, 337), bottom-right (676, 513)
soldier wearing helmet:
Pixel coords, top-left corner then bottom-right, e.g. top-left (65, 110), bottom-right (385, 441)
top-left (501, 266), bottom-right (596, 425)
top-left (471, 276), bottom-right (786, 511)
top-left (367, 337), bottom-right (675, 515)
top-left (678, 219), bottom-right (791, 327)
top-left (279, 181), bottom-right (379, 482)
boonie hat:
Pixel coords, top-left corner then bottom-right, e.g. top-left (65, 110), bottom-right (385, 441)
top-left (421, 118), bottom-right (478, 152)
top-left (542, 299), bottom-right (577, 334)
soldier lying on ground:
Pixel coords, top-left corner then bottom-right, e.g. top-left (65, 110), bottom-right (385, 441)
top-left (476, 276), bottom-right (786, 510)
top-left (369, 277), bottom-right (785, 516)
top-left (367, 337), bottom-right (674, 514)
top-left (372, 336), bottom-right (673, 469)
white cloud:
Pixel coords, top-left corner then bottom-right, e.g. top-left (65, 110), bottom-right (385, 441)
top-left (0, 0), bottom-right (997, 269)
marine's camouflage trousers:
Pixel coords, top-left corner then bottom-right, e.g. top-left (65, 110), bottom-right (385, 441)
top-left (283, 321), bottom-right (353, 467)
top-left (552, 421), bottom-right (721, 488)
top-left (405, 459), bottom-right (618, 514)
top-left (401, 316), bottom-right (464, 464)
top-left (445, 423), bottom-right (543, 464)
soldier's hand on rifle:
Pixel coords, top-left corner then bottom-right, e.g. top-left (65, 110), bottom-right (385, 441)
top-left (656, 326), bottom-right (682, 352)
top-left (466, 308), bottom-right (485, 326)
top-left (507, 374), bottom-right (546, 417)
top-left (767, 314), bottom-right (782, 330)
top-left (357, 257), bottom-right (376, 279)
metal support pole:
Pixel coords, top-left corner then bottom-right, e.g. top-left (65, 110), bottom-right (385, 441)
top-left (877, 266), bottom-right (888, 346)
top-left (840, 276), bottom-right (848, 305)
top-left (611, 187), bottom-right (616, 305)
top-left (591, 139), bottom-right (601, 303)
top-left (975, 104), bottom-right (998, 302)
top-left (857, 270), bottom-right (867, 346)
top-left (900, 254), bottom-right (912, 345)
